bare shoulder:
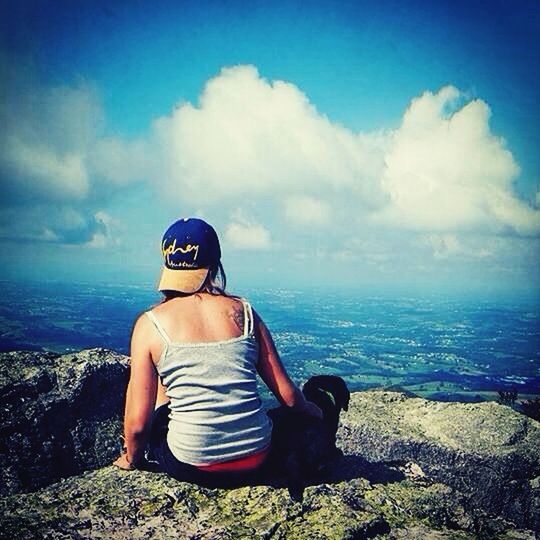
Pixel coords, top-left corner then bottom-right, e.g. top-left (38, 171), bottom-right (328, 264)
top-left (131, 311), bottom-right (154, 340)
top-left (129, 311), bottom-right (160, 362)
top-left (222, 296), bottom-right (244, 332)
top-left (151, 299), bottom-right (173, 315)
top-left (151, 297), bottom-right (190, 321)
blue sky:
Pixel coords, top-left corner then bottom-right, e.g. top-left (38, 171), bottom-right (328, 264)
top-left (1, 0), bottom-right (539, 296)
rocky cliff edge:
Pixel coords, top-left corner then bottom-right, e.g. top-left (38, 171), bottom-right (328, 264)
top-left (0, 348), bottom-right (538, 539)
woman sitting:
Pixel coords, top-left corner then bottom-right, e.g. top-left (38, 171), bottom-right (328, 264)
top-left (114, 217), bottom-right (322, 486)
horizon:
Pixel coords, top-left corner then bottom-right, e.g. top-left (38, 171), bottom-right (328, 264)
top-left (1, 276), bottom-right (538, 307)
top-left (1, 1), bottom-right (539, 298)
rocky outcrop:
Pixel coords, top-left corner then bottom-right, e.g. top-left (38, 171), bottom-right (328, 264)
top-left (0, 466), bottom-right (508, 540)
top-left (0, 349), bottom-right (539, 539)
top-left (0, 349), bottom-right (128, 496)
top-left (337, 391), bottom-right (540, 531)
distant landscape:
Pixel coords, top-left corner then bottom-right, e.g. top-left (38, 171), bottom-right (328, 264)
top-left (1, 280), bottom-right (538, 403)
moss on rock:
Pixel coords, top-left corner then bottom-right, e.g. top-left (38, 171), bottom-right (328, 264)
top-left (0, 466), bottom-right (536, 539)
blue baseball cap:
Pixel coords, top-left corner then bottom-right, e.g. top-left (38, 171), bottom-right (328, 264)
top-left (158, 217), bottom-right (221, 293)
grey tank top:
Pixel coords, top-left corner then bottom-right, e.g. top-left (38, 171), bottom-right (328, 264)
top-left (145, 299), bottom-right (272, 465)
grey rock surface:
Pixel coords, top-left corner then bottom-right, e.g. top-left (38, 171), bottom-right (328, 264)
top-left (1, 349), bottom-right (539, 539)
top-left (337, 391), bottom-right (540, 531)
top-left (0, 348), bottom-right (129, 496)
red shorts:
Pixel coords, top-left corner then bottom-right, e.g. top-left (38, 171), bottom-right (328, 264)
top-left (195, 446), bottom-right (270, 473)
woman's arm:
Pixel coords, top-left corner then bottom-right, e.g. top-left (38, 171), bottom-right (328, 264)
top-left (114, 314), bottom-right (158, 469)
top-left (254, 310), bottom-right (322, 419)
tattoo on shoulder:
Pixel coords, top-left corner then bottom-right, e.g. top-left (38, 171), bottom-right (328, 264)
top-left (231, 304), bottom-right (244, 332)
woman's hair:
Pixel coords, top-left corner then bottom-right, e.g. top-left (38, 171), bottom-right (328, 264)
top-left (161, 262), bottom-right (228, 301)
top-left (200, 261), bottom-right (227, 295)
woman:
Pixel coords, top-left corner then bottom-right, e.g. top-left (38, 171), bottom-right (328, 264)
top-left (114, 217), bottom-right (322, 485)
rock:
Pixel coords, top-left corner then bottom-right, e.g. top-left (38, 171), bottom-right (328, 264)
top-left (337, 391), bottom-right (540, 531)
top-left (0, 468), bottom-right (486, 539)
top-left (2, 466), bottom-right (537, 539)
top-left (0, 348), bottom-right (129, 496)
top-left (0, 349), bottom-right (539, 538)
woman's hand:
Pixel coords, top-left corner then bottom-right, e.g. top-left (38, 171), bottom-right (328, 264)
top-left (113, 453), bottom-right (135, 470)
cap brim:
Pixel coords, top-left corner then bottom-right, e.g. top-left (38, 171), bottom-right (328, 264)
top-left (158, 267), bottom-right (209, 294)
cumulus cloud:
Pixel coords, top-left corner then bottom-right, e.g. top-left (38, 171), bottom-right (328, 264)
top-left (284, 196), bottom-right (330, 226)
top-left (0, 205), bottom-right (112, 245)
top-left (152, 65), bottom-right (388, 209)
top-left (0, 71), bottom-right (150, 200)
top-left (1, 136), bottom-right (89, 201)
top-left (0, 59), bottom-right (151, 246)
top-left (0, 79), bottom-right (100, 202)
top-left (2, 59), bottom-right (538, 266)
top-left (426, 232), bottom-right (533, 273)
top-left (425, 234), bottom-right (462, 259)
top-left (224, 211), bottom-right (271, 250)
top-left (375, 87), bottom-right (540, 235)
top-left (151, 66), bottom-right (539, 241)
top-left (87, 210), bottom-right (121, 248)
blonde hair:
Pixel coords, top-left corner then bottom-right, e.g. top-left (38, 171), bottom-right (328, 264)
top-left (161, 262), bottom-right (228, 301)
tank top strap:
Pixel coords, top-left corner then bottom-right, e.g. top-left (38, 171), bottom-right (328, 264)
top-left (240, 299), bottom-right (254, 336)
top-left (145, 311), bottom-right (172, 344)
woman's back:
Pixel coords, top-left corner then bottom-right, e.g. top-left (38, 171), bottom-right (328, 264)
top-left (151, 293), bottom-right (248, 345)
top-left (147, 293), bottom-right (272, 465)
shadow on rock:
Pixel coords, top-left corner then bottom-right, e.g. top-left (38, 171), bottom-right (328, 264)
top-left (249, 453), bottom-right (406, 502)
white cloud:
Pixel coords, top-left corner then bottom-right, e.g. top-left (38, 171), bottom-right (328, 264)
top-left (1, 136), bottom-right (89, 200)
top-left (422, 233), bottom-right (502, 260)
top-left (150, 67), bottom-right (539, 240)
top-left (224, 212), bottom-right (271, 250)
top-left (2, 59), bottom-right (538, 272)
top-left (85, 233), bottom-right (108, 249)
top-left (0, 77), bottom-right (150, 200)
top-left (0, 61), bottom-right (145, 246)
top-left (0, 205), bottom-right (110, 245)
top-left (152, 65), bottom-right (387, 208)
top-left (41, 228), bottom-right (60, 242)
top-left (90, 137), bottom-right (153, 186)
top-left (374, 87), bottom-right (540, 235)
top-left (0, 79), bottom-right (100, 202)
top-left (90, 210), bottom-right (121, 247)
top-left (425, 234), bottom-right (463, 259)
top-left (284, 196), bottom-right (330, 225)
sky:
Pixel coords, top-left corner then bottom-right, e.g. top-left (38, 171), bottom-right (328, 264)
top-left (1, 0), bottom-right (539, 297)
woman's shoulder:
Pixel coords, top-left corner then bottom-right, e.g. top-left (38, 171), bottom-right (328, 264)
top-left (149, 292), bottom-right (250, 314)
top-left (213, 293), bottom-right (252, 314)
top-left (203, 291), bottom-right (251, 306)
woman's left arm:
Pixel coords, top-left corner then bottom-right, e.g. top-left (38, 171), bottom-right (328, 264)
top-left (113, 314), bottom-right (158, 470)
